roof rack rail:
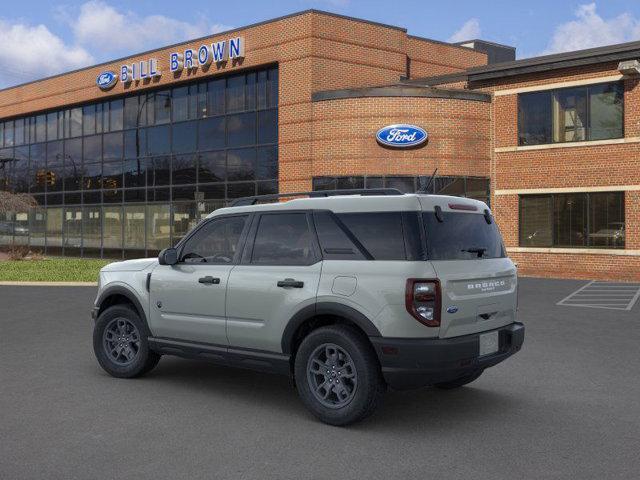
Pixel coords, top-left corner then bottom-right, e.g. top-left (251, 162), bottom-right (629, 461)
top-left (229, 188), bottom-right (404, 207)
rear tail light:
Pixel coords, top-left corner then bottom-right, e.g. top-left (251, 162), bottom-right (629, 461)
top-left (405, 279), bottom-right (441, 327)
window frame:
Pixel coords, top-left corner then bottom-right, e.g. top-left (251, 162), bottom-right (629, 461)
top-left (175, 212), bottom-right (251, 265)
top-left (518, 192), bottom-right (625, 249)
top-left (517, 81), bottom-right (625, 146)
top-left (241, 211), bottom-right (322, 266)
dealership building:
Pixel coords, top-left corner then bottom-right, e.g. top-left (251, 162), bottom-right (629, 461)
top-left (0, 10), bottom-right (639, 280)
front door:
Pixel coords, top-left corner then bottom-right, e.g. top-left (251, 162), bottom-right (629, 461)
top-left (148, 214), bottom-right (250, 345)
top-left (226, 212), bottom-right (322, 353)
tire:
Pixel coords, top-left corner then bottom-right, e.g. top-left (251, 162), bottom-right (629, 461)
top-left (93, 304), bottom-right (160, 378)
top-left (294, 325), bottom-right (385, 426)
top-left (434, 370), bottom-right (483, 390)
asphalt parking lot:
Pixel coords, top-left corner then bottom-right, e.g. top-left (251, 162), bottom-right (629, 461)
top-left (1, 277), bottom-right (639, 480)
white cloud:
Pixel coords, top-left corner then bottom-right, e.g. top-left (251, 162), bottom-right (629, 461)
top-left (0, 20), bottom-right (93, 88)
top-left (542, 3), bottom-right (640, 54)
top-left (71, 1), bottom-right (232, 55)
top-left (448, 18), bottom-right (481, 43)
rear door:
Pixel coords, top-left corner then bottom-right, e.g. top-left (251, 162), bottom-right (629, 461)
top-left (421, 202), bottom-right (517, 339)
top-left (226, 211), bottom-right (322, 353)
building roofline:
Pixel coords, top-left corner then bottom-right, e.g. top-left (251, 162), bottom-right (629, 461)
top-left (467, 40), bottom-right (640, 81)
top-left (406, 34), bottom-right (481, 53)
top-left (453, 39), bottom-right (516, 51)
top-left (401, 71), bottom-right (469, 86)
top-left (0, 9), bottom-right (407, 94)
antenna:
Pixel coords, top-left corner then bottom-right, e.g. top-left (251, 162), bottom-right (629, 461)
top-left (418, 168), bottom-right (438, 193)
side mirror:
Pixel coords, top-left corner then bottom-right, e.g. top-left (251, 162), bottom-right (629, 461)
top-left (158, 247), bottom-right (178, 266)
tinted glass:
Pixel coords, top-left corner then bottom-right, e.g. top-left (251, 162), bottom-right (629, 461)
top-left (172, 154), bottom-right (197, 185)
top-left (553, 87), bottom-right (588, 142)
top-left (590, 83), bottom-right (623, 140)
top-left (172, 120), bottom-right (197, 153)
top-left (257, 109), bottom-right (277, 144)
top-left (252, 213), bottom-right (314, 265)
top-left (198, 116), bottom-right (225, 150)
top-left (227, 112), bottom-right (256, 147)
top-left (198, 151), bottom-right (225, 183)
top-left (313, 211), bottom-right (365, 260)
top-left (518, 91), bottom-right (552, 145)
top-left (588, 192), bottom-right (624, 248)
top-left (519, 195), bottom-right (553, 247)
top-left (423, 211), bottom-right (505, 260)
top-left (147, 125), bottom-right (171, 155)
top-left (181, 215), bottom-right (247, 263)
top-left (103, 132), bottom-right (123, 160)
top-left (554, 193), bottom-right (587, 247)
top-left (337, 212), bottom-right (406, 260)
top-left (227, 148), bottom-right (255, 181)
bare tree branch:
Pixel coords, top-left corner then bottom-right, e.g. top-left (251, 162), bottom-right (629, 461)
top-left (0, 191), bottom-right (37, 214)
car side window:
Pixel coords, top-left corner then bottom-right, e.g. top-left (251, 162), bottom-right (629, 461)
top-left (251, 213), bottom-right (315, 265)
top-left (180, 215), bottom-right (248, 264)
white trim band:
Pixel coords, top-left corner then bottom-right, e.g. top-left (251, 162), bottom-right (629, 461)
top-left (495, 185), bottom-right (640, 195)
top-left (495, 137), bottom-right (640, 153)
top-left (493, 74), bottom-right (625, 96)
top-left (507, 247), bottom-right (640, 256)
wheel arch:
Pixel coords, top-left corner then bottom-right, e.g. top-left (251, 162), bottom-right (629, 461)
top-left (282, 302), bottom-right (382, 356)
top-left (96, 285), bottom-right (151, 337)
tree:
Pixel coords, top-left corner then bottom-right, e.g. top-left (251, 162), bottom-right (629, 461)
top-left (0, 191), bottom-right (37, 215)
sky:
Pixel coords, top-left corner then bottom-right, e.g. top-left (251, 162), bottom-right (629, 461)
top-left (2, 0), bottom-right (640, 88)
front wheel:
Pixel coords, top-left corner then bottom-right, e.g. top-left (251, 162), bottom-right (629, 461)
top-left (93, 305), bottom-right (160, 378)
top-left (294, 325), bottom-right (385, 426)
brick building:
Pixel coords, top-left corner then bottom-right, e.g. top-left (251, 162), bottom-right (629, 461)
top-left (0, 10), bottom-right (637, 280)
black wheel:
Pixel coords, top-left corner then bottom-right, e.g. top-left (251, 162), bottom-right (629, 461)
top-left (93, 304), bottom-right (160, 378)
top-left (294, 325), bottom-right (384, 426)
top-left (434, 370), bottom-right (483, 390)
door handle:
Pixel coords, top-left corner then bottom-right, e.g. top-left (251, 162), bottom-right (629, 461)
top-left (277, 278), bottom-right (304, 288)
top-left (198, 276), bottom-right (221, 285)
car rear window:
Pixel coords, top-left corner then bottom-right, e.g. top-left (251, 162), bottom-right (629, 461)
top-left (423, 211), bottom-right (506, 260)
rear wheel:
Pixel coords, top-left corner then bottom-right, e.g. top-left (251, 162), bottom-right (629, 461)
top-left (93, 305), bottom-right (160, 378)
top-left (434, 370), bottom-right (483, 390)
top-left (294, 325), bottom-right (384, 426)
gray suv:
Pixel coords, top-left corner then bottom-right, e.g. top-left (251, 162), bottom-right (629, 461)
top-left (92, 189), bottom-right (524, 425)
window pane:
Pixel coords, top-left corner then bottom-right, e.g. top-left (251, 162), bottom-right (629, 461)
top-left (434, 176), bottom-right (464, 197)
top-left (70, 108), bottom-right (82, 137)
top-left (268, 68), bottom-right (278, 108)
top-left (589, 83), bottom-right (623, 141)
top-left (197, 83), bottom-right (207, 118)
top-left (227, 112), bottom-right (256, 147)
top-left (63, 207), bottom-right (82, 252)
top-left (256, 146), bottom-right (277, 180)
top-left (46, 113), bottom-right (58, 141)
top-left (124, 128), bottom-right (146, 158)
top-left (124, 205), bottom-right (145, 252)
top-left (64, 138), bottom-right (82, 192)
top-left (154, 91), bottom-right (171, 124)
top-left (4, 121), bottom-right (14, 146)
top-left (83, 206), bottom-right (102, 251)
top-left (518, 91), bottom-right (552, 145)
top-left (227, 182), bottom-right (255, 199)
top-left (553, 88), bottom-right (587, 142)
top-left (172, 154), bottom-right (197, 185)
top-left (103, 132), bottom-right (123, 160)
top-left (83, 161), bottom-right (102, 191)
top-left (147, 125), bottom-right (171, 155)
top-left (172, 86), bottom-right (189, 122)
top-left (29, 207), bottom-right (46, 248)
top-left (385, 176), bottom-right (414, 193)
top-left (103, 206), bottom-right (123, 249)
top-left (246, 72), bottom-right (256, 110)
top-left (124, 96), bottom-right (139, 129)
top-left (198, 151), bottom-right (225, 183)
top-left (198, 117), bottom-right (225, 150)
top-left (83, 135), bottom-right (102, 163)
top-left (226, 75), bottom-right (245, 113)
top-left (34, 115), bottom-right (46, 143)
top-left (251, 213), bottom-right (314, 265)
top-left (199, 183), bottom-right (225, 200)
top-left (172, 202), bottom-right (198, 243)
top-left (45, 141), bottom-right (63, 193)
top-left (365, 177), bottom-right (383, 189)
top-left (227, 148), bottom-right (255, 181)
top-left (336, 176), bottom-right (364, 190)
top-left (257, 109), bottom-right (277, 144)
top-left (13, 146), bottom-right (30, 193)
top-left (83, 105), bottom-right (96, 135)
top-left (207, 79), bottom-right (225, 115)
top-left (149, 156), bottom-right (171, 186)
top-left (588, 192), bottom-right (625, 248)
top-left (519, 195), bottom-right (553, 246)
top-left (109, 99), bottom-right (123, 131)
top-left (172, 120), bottom-right (197, 153)
top-left (466, 177), bottom-right (490, 204)
top-left (338, 212), bottom-right (406, 260)
top-left (14, 118), bottom-right (25, 146)
top-left (123, 158), bottom-right (146, 188)
top-left (554, 193), bottom-right (587, 247)
top-left (181, 215), bottom-right (248, 263)
top-left (257, 70), bottom-right (268, 109)
top-left (313, 177), bottom-right (336, 191)
top-left (46, 207), bottom-right (63, 248)
top-left (314, 211), bottom-right (365, 260)
top-left (102, 160), bottom-right (122, 190)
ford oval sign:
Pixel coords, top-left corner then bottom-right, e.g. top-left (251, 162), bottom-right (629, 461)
top-left (376, 124), bottom-right (428, 148)
top-left (96, 71), bottom-right (118, 91)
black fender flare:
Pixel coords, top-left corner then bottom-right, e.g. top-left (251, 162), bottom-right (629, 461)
top-left (95, 285), bottom-right (152, 337)
top-left (281, 302), bottom-right (382, 354)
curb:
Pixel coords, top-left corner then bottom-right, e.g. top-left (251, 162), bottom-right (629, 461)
top-left (0, 281), bottom-right (98, 286)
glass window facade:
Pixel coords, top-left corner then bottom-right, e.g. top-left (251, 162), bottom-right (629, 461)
top-left (312, 175), bottom-right (490, 204)
top-left (0, 66), bottom-right (278, 258)
top-left (518, 82), bottom-right (623, 145)
top-left (519, 192), bottom-right (625, 248)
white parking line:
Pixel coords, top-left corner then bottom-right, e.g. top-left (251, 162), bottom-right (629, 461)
top-left (557, 281), bottom-right (640, 311)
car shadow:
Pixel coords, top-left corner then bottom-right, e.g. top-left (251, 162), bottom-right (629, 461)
top-left (114, 356), bottom-right (525, 430)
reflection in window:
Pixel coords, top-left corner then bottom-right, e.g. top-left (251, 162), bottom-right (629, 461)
top-left (198, 116), bottom-right (225, 150)
top-left (227, 112), bottom-right (256, 147)
top-left (124, 205), bottom-right (145, 251)
top-left (172, 121), bottom-right (197, 153)
top-left (103, 206), bottom-right (123, 250)
top-left (172, 202), bottom-right (198, 243)
top-left (83, 206), bottom-right (102, 252)
top-left (227, 149), bottom-right (255, 181)
top-left (146, 204), bottom-right (170, 252)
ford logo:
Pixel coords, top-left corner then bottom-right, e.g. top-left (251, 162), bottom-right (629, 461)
top-left (96, 71), bottom-right (118, 90)
top-left (446, 306), bottom-right (459, 314)
top-left (376, 124), bottom-right (428, 148)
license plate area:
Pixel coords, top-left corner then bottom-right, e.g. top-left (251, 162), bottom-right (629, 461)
top-left (479, 331), bottom-right (499, 357)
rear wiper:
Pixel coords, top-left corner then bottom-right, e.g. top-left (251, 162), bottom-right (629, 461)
top-left (462, 247), bottom-right (487, 258)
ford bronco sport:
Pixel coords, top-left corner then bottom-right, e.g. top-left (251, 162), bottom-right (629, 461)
top-left (92, 189), bottom-right (524, 425)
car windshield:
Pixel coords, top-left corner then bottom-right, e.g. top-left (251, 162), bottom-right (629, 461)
top-left (422, 211), bottom-right (506, 260)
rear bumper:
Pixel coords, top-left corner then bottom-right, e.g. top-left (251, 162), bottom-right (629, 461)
top-left (370, 322), bottom-right (524, 390)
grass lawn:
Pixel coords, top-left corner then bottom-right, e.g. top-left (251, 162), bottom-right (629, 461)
top-left (0, 258), bottom-right (112, 282)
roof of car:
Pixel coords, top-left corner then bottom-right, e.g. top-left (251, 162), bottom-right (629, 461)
top-left (207, 194), bottom-right (489, 217)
